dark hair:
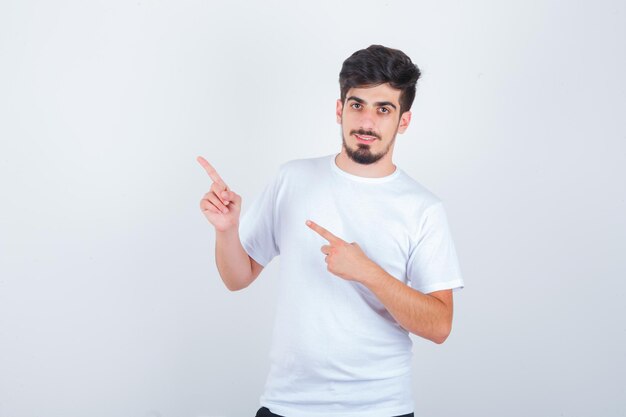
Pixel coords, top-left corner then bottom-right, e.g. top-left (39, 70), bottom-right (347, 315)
top-left (339, 45), bottom-right (421, 114)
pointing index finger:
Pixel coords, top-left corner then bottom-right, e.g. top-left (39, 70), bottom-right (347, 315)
top-left (306, 220), bottom-right (342, 244)
top-left (197, 156), bottom-right (229, 190)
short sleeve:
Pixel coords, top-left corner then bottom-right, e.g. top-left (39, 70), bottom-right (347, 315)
top-left (238, 166), bottom-right (283, 267)
top-left (406, 202), bottom-right (465, 294)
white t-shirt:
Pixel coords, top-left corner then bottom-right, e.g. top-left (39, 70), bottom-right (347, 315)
top-left (239, 153), bottom-right (464, 417)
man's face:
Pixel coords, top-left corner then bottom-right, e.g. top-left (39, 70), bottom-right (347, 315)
top-left (336, 83), bottom-right (411, 165)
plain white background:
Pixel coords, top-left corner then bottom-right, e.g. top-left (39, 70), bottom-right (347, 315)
top-left (1, 1), bottom-right (625, 416)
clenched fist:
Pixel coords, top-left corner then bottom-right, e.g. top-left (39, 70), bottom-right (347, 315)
top-left (197, 156), bottom-right (242, 233)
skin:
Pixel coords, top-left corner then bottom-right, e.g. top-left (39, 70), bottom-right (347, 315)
top-left (197, 82), bottom-right (454, 343)
top-left (335, 83), bottom-right (410, 178)
top-left (197, 156), bottom-right (262, 291)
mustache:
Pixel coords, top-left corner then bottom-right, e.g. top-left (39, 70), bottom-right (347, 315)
top-left (350, 129), bottom-right (381, 140)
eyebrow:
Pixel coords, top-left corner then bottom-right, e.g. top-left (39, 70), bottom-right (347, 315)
top-left (346, 96), bottom-right (397, 111)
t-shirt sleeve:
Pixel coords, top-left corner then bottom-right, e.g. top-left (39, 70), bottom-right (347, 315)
top-left (238, 166), bottom-right (282, 267)
top-left (406, 202), bottom-right (465, 294)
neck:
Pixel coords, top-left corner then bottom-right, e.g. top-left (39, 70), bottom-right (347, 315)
top-left (334, 150), bottom-right (397, 178)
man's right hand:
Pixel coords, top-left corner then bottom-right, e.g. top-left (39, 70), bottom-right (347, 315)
top-left (197, 156), bottom-right (242, 232)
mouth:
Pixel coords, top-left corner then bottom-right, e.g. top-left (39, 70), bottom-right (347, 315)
top-left (354, 134), bottom-right (378, 144)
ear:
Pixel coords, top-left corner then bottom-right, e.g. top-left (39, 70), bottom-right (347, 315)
top-left (336, 99), bottom-right (343, 124)
top-left (397, 111), bottom-right (412, 134)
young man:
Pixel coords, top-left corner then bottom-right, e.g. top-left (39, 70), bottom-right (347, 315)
top-left (198, 45), bottom-right (464, 417)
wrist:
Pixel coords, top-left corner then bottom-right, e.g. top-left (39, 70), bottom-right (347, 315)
top-left (216, 224), bottom-right (240, 238)
top-left (358, 261), bottom-right (385, 288)
top-left (364, 264), bottom-right (400, 298)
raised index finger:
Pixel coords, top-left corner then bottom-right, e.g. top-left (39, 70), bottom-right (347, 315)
top-left (305, 220), bottom-right (342, 244)
top-left (197, 156), bottom-right (229, 190)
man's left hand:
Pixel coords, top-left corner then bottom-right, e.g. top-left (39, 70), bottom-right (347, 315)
top-left (305, 219), bottom-right (377, 282)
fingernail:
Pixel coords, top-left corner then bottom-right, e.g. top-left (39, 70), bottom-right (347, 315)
top-left (306, 220), bottom-right (311, 226)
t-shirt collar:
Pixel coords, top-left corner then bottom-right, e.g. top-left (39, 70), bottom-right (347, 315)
top-left (330, 152), bottom-right (400, 184)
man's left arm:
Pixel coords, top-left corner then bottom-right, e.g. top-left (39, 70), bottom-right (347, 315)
top-left (359, 264), bottom-right (453, 344)
top-left (305, 218), bottom-right (455, 344)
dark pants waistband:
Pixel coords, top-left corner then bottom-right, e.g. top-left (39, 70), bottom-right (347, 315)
top-left (255, 406), bottom-right (414, 417)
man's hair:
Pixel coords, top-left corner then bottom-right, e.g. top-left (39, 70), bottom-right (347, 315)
top-left (339, 45), bottom-right (421, 115)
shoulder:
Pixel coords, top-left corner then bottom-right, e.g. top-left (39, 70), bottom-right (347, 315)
top-left (279, 154), bottom-right (329, 171)
top-left (276, 154), bottom-right (331, 179)
top-left (395, 169), bottom-right (443, 212)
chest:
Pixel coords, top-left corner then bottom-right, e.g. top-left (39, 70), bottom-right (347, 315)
top-left (275, 177), bottom-right (414, 283)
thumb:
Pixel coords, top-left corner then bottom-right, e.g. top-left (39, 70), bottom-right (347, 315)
top-left (221, 190), bottom-right (240, 205)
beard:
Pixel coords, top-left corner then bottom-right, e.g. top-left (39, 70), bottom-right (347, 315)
top-left (341, 127), bottom-right (398, 165)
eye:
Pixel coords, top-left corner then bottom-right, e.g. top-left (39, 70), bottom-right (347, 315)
top-left (350, 103), bottom-right (362, 109)
top-left (379, 107), bottom-right (390, 114)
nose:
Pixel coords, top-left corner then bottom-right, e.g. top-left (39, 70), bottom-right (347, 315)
top-left (358, 108), bottom-right (376, 130)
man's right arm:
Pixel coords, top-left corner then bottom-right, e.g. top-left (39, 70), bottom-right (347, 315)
top-left (197, 155), bottom-right (265, 291)
top-left (215, 228), bottom-right (264, 291)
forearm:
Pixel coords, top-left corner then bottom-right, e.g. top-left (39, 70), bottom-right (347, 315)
top-left (361, 264), bottom-right (452, 344)
top-left (215, 227), bottom-right (253, 291)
